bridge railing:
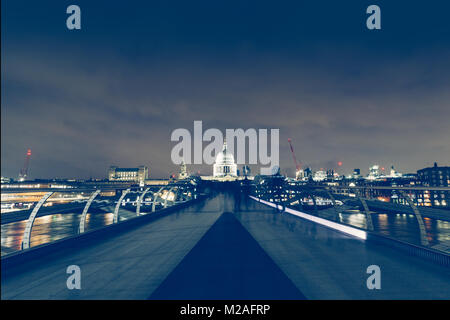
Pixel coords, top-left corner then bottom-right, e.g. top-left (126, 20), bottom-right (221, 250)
top-left (249, 178), bottom-right (450, 252)
top-left (1, 193), bottom-right (205, 274)
top-left (6, 181), bottom-right (199, 252)
top-left (250, 194), bottom-right (450, 267)
top-left (366, 232), bottom-right (450, 267)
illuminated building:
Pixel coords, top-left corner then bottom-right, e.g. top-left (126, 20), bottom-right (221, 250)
top-left (352, 169), bottom-right (361, 179)
top-left (389, 165), bottom-right (402, 178)
top-left (367, 165), bottom-right (380, 180)
top-left (1, 176), bottom-right (12, 184)
top-left (213, 140), bottom-right (237, 178)
top-left (313, 170), bottom-right (326, 182)
top-left (303, 167), bottom-right (312, 180)
top-left (417, 162), bottom-right (449, 207)
top-left (108, 166), bottom-right (148, 186)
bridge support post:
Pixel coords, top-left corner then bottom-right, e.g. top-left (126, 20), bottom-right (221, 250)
top-left (308, 191), bottom-right (319, 216)
top-left (79, 189), bottom-right (101, 234)
top-left (324, 190), bottom-right (340, 222)
top-left (113, 188), bottom-right (131, 223)
top-left (398, 190), bottom-right (429, 247)
top-left (136, 188), bottom-right (150, 216)
top-left (21, 192), bottom-right (54, 250)
top-left (152, 187), bottom-right (165, 212)
top-left (356, 195), bottom-right (375, 231)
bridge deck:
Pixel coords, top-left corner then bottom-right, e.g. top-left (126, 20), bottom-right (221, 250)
top-left (1, 193), bottom-right (449, 299)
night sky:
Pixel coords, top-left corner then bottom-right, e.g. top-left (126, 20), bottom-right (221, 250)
top-left (2, 0), bottom-right (450, 179)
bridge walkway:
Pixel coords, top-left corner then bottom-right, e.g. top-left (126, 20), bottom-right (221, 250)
top-left (2, 193), bottom-right (449, 299)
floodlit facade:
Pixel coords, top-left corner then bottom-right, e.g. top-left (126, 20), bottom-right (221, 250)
top-left (417, 162), bottom-right (449, 207)
top-left (178, 160), bottom-right (188, 180)
top-left (312, 170), bottom-right (326, 182)
top-left (367, 165), bottom-right (381, 180)
top-left (213, 140), bottom-right (237, 178)
top-left (108, 166), bottom-right (148, 186)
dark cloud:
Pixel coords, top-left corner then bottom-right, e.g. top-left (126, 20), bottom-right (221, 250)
top-left (2, 1), bottom-right (450, 179)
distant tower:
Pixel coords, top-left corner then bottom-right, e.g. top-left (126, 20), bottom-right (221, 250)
top-left (368, 165), bottom-right (380, 180)
top-left (178, 160), bottom-right (188, 180)
top-left (18, 149), bottom-right (32, 182)
top-left (389, 165), bottom-right (402, 178)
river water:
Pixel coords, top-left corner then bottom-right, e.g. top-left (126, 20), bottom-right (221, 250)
top-left (1, 206), bottom-right (140, 256)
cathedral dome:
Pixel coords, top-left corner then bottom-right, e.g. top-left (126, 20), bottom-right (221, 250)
top-left (213, 140), bottom-right (237, 178)
top-left (215, 141), bottom-right (235, 165)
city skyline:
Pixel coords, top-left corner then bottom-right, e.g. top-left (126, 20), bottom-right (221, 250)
top-left (2, 1), bottom-right (450, 179)
top-left (1, 147), bottom-right (446, 181)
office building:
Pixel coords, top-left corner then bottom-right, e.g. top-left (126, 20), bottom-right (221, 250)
top-left (108, 166), bottom-right (148, 186)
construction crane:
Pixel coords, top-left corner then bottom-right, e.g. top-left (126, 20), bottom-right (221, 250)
top-left (287, 138), bottom-right (302, 180)
top-left (18, 149), bottom-right (31, 182)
